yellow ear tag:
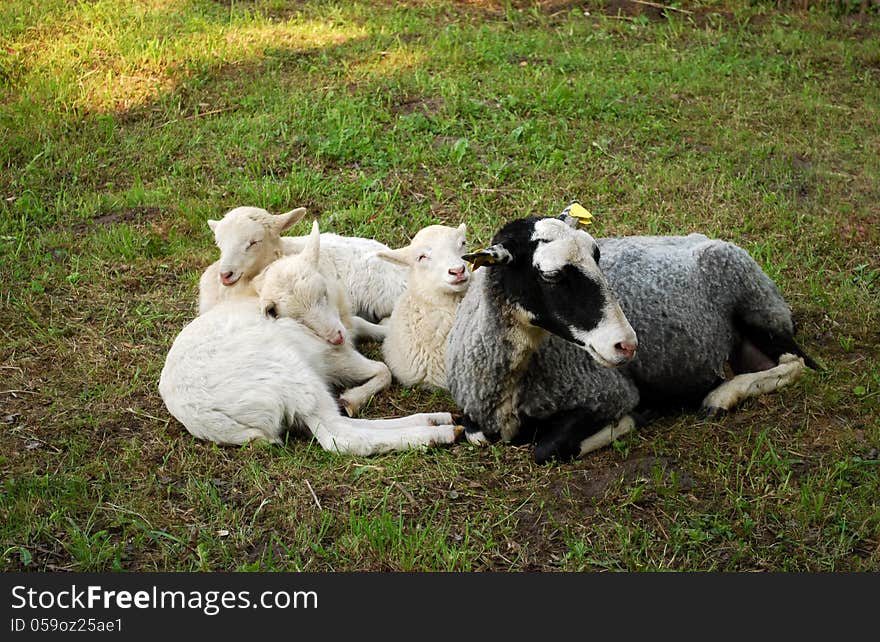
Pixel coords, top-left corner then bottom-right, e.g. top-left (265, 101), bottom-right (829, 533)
top-left (463, 251), bottom-right (493, 270)
top-left (568, 202), bottom-right (593, 226)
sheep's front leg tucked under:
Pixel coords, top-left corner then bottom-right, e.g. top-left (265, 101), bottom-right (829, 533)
top-left (533, 409), bottom-right (636, 464)
top-left (349, 316), bottom-right (388, 341)
top-left (576, 415), bottom-right (636, 457)
top-left (336, 348), bottom-right (393, 417)
top-left (461, 414), bottom-right (495, 446)
top-left (701, 353), bottom-right (805, 416)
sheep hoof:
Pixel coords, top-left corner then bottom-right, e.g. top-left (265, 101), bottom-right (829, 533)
top-left (699, 405), bottom-right (727, 420)
top-left (339, 398), bottom-right (357, 417)
top-left (452, 426), bottom-right (465, 441)
top-left (465, 430), bottom-right (491, 446)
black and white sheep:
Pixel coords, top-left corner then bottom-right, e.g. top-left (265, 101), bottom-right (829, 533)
top-left (446, 216), bottom-right (641, 462)
top-left (446, 214), bottom-right (815, 462)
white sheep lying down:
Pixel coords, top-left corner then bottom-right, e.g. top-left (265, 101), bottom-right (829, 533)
top-left (161, 222), bottom-right (461, 455)
top-left (199, 206), bottom-right (407, 322)
top-left (283, 232), bottom-right (408, 322)
top-left (376, 223), bottom-right (470, 389)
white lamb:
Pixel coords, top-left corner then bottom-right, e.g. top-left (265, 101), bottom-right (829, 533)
top-left (283, 232), bottom-right (408, 322)
top-left (199, 205), bottom-right (307, 313)
top-left (376, 224), bottom-right (470, 389)
top-left (199, 206), bottom-right (407, 322)
top-left (160, 221), bottom-right (462, 454)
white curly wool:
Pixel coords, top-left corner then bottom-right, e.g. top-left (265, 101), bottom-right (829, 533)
top-left (282, 233), bottom-right (408, 322)
top-left (161, 222), bottom-right (460, 455)
top-left (376, 224), bottom-right (470, 389)
top-left (199, 206), bottom-right (408, 321)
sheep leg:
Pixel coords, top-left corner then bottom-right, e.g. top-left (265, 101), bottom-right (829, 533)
top-left (460, 414), bottom-right (497, 446)
top-left (345, 412), bottom-right (455, 428)
top-left (533, 409), bottom-right (636, 464)
top-left (337, 349), bottom-right (393, 417)
top-left (701, 353), bottom-right (805, 415)
top-left (576, 416), bottom-right (636, 457)
top-left (349, 315), bottom-right (388, 341)
top-left (308, 414), bottom-right (462, 456)
top-left (300, 387), bottom-right (461, 455)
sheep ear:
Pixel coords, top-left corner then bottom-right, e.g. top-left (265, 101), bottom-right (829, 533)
top-left (262, 300), bottom-right (279, 320)
top-left (462, 244), bottom-right (512, 270)
top-left (207, 219), bottom-right (219, 232)
top-left (304, 219), bottom-right (321, 267)
top-left (558, 202), bottom-right (593, 228)
top-left (457, 223), bottom-right (467, 235)
top-left (274, 207), bottom-right (307, 233)
top-left (375, 246), bottom-right (414, 267)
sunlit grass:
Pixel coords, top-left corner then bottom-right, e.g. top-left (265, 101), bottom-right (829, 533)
top-left (1, 0), bottom-right (367, 114)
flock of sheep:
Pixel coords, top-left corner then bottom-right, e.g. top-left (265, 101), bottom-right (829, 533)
top-left (159, 204), bottom-right (816, 463)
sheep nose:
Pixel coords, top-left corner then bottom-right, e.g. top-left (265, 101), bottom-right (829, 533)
top-left (330, 331), bottom-right (345, 346)
top-left (220, 271), bottom-right (234, 282)
top-left (614, 340), bottom-right (637, 360)
top-left (448, 266), bottom-right (465, 277)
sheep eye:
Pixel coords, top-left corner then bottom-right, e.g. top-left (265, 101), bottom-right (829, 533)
top-left (265, 303), bottom-right (278, 319)
top-left (540, 270), bottom-right (561, 283)
top-left (246, 240), bottom-right (260, 250)
top-left (417, 254), bottom-right (428, 262)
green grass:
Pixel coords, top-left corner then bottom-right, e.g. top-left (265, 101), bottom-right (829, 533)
top-left (1, 0), bottom-right (878, 571)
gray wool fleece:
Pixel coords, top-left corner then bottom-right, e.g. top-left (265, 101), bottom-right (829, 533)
top-left (446, 269), bottom-right (639, 439)
top-left (446, 233), bottom-right (797, 438)
top-left (599, 233), bottom-right (796, 403)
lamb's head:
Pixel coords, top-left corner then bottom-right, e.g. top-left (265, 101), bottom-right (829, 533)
top-left (376, 223), bottom-right (470, 296)
top-left (464, 216), bottom-right (637, 367)
top-left (251, 220), bottom-right (347, 346)
top-left (206, 206), bottom-right (307, 286)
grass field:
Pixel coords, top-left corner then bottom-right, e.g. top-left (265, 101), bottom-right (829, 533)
top-left (1, 0), bottom-right (878, 571)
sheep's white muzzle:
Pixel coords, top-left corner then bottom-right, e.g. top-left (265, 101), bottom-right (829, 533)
top-left (445, 269), bottom-right (470, 291)
top-left (586, 342), bottom-right (635, 368)
top-left (320, 326), bottom-right (346, 346)
top-left (574, 303), bottom-right (638, 368)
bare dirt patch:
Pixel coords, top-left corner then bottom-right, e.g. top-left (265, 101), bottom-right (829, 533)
top-left (71, 206), bottom-right (164, 234)
top-left (391, 95), bottom-right (444, 116)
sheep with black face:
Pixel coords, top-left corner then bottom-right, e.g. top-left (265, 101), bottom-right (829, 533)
top-left (445, 216), bottom-right (641, 463)
top-left (447, 210), bottom-right (816, 463)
